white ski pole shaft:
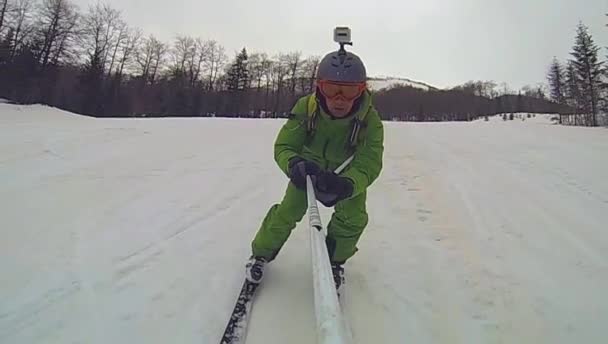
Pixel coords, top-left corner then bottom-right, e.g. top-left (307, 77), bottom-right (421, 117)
top-left (307, 175), bottom-right (323, 231)
top-left (306, 175), bottom-right (349, 344)
top-left (334, 155), bottom-right (354, 174)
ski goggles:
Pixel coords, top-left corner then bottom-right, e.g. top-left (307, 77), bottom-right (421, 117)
top-left (318, 80), bottom-right (366, 101)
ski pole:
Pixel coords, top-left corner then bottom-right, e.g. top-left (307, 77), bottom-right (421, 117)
top-left (306, 154), bottom-right (354, 344)
top-left (307, 175), bottom-right (349, 344)
top-left (334, 155), bottom-right (354, 174)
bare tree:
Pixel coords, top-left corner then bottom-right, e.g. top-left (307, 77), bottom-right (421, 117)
top-left (168, 35), bottom-right (210, 87)
top-left (149, 38), bottom-right (167, 84)
top-left (135, 35), bottom-right (154, 80)
top-left (135, 34), bottom-right (166, 84)
top-left (171, 35), bottom-right (195, 75)
top-left (6, 0), bottom-right (35, 59)
top-left (272, 53), bottom-right (290, 112)
top-left (262, 55), bottom-right (274, 111)
top-left (190, 37), bottom-right (208, 87)
top-left (80, 3), bottom-right (123, 73)
top-left (49, 11), bottom-right (78, 66)
top-left (79, 3), bottom-right (129, 114)
top-left (0, 0), bottom-right (8, 35)
top-left (106, 19), bottom-right (128, 77)
top-left (300, 55), bottom-right (320, 93)
top-left (115, 27), bottom-right (140, 78)
top-left (285, 51), bottom-right (301, 96)
top-left (98, 5), bottom-right (120, 69)
top-left (34, 0), bottom-right (79, 69)
top-left (499, 82), bottom-right (513, 96)
top-left (248, 52), bottom-right (267, 90)
top-left (203, 40), bottom-right (226, 90)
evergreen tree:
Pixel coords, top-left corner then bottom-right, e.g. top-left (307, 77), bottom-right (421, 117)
top-left (227, 48), bottom-right (249, 91)
top-left (547, 57), bottom-right (566, 104)
top-left (565, 61), bottom-right (582, 111)
top-left (569, 22), bottom-right (603, 126)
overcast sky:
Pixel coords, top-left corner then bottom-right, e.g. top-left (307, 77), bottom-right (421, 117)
top-left (73, 0), bottom-right (606, 90)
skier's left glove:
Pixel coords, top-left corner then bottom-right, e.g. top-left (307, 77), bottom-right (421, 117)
top-left (314, 172), bottom-right (354, 207)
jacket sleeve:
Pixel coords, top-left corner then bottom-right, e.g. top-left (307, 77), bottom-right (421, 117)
top-left (341, 108), bottom-right (384, 197)
top-left (274, 96), bottom-right (309, 176)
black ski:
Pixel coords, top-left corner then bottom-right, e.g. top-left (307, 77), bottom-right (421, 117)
top-left (220, 280), bottom-right (260, 344)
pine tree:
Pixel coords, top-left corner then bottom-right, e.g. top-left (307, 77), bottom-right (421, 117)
top-left (227, 48), bottom-right (249, 91)
top-left (547, 57), bottom-right (566, 104)
top-left (570, 22), bottom-right (604, 126)
top-left (565, 61), bottom-right (582, 111)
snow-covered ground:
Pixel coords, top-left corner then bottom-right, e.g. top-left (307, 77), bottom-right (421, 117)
top-left (478, 113), bottom-right (558, 125)
top-left (367, 76), bottom-right (436, 91)
top-left (1, 103), bottom-right (607, 344)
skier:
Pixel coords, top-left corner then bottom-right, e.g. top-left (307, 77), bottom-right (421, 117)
top-left (245, 47), bottom-right (384, 291)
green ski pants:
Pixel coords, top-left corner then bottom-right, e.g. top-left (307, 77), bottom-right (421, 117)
top-left (251, 182), bottom-right (368, 264)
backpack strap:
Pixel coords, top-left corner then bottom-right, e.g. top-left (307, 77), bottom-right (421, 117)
top-left (348, 118), bottom-right (362, 148)
top-left (347, 93), bottom-right (372, 149)
top-left (306, 94), bottom-right (319, 137)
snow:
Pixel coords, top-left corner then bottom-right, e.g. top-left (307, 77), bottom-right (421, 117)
top-left (1, 103), bottom-right (608, 344)
top-left (367, 76), bottom-right (435, 91)
top-left (479, 113), bottom-right (559, 125)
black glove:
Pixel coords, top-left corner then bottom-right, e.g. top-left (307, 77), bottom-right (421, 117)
top-left (314, 171), bottom-right (354, 207)
top-left (288, 157), bottom-right (321, 190)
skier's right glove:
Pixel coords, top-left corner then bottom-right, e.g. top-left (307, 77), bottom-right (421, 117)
top-left (314, 171), bottom-right (354, 207)
top-left (288, 157), bottom-right (321, 191)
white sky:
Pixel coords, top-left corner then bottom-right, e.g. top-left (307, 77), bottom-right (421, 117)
top-left (74, 0), bottom-right (607, 90)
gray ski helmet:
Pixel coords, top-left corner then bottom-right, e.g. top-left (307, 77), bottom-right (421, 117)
top-left (316, 50), bottom-right (367, 83)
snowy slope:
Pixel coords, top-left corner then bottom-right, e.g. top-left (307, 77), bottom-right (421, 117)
top-left (1, 103), bottom-right (608, 344)
top-left (367, 76), bottom-right (436, 91)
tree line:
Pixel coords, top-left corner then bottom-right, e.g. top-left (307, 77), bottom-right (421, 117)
top-left (0, 0), bottom-right (320, 117)
top-left (0, 0), bottom-right (604, 123)
top-left (374, 86), bottom-right (566, 122)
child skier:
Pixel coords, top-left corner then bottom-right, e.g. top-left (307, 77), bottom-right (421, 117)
top-left (245, 47), bottom-right (384, 291)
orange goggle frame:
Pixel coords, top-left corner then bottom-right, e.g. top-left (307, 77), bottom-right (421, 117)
top-left (318, 80), bottom-right (366, 101)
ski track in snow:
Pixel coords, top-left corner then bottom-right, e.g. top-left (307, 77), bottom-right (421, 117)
top-left (1, 105), bottom-right (607, 344)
